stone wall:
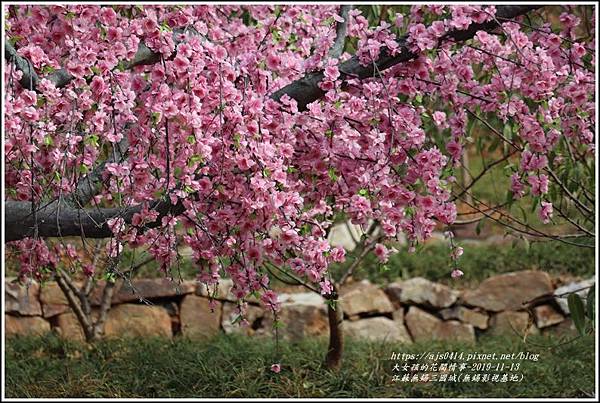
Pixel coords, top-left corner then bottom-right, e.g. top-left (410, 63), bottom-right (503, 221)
top-left (5, 270), bottom-right (593, 343)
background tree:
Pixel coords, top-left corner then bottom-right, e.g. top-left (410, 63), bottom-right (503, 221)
top-left (4, 4), bottom-right (595, 368)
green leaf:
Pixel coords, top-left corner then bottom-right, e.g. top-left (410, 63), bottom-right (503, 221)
top-left (272, 320), bottom-right (285, 329)
top-left (104, 271), bottom-right (117, 283)
top-left (568, 293), bottom-right (586, 335)
top-left (8, 35), bottom-right (23, 46)
top-left (187, 155), bottom-right (204, 167)
top-left (85, 134), bottom-right (99, 147)
top-left (159, 20), bottom-right (172, 32)
top-left (505, 190), bottom-right (514, 206)
top-left (151, 112), bottom-right (161, 125)
top-left (530, 196), bottom-right (540, 214)
top-left (327, 167), bottom-right (338, 182)
top-left (475, 219), bottom-right (484, 236)
top-left (503, 124), bottom-right (512, 139)
top-left (41, 65), bottom-right (56, 75)
top-left (358, 188), bottom-right (369, 197)
top-left (586, 284), bottom-right (595, 321)
top-left (116, 60), bottom-right (126, 72)
top-left (325, 299), bottom-right (337, 311)
top-left (186, 135), bottom-right (196, 144)
top-left (231, 314), bottom-right (242, 325)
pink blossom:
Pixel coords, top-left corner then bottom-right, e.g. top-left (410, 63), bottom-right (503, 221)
top-left (432, 111), bottom-right (447, 128)
top-left (511, 174), bottom-right (525, 198)
top-left (4, 5), bottom-right (593, 338)
top-left (99, 7), bottom-right (117, 25)
top-left (451, 269), bottom-right (464, 278)
top-left (320, 279), bottom-right (333, 296)
top-left (266, 52), bottom-right (281, 70)
top-left (330, 246), bottom-right (346, 263)
top-left (374, 243), bottom-right (390, 263)
top-left (173, 55), bottom-right (190, 72)
top-left (528, 174), bottom-right (549, 196)
top-left (270, 363), bottom-right (281, 373)
top-left (539, 201), bottom-right (553, 224)
top-left (261, 290), bottom-right (280, 312)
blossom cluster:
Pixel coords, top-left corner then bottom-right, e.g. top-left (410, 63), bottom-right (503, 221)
top-left (5, 5), bottom-right (595, 321)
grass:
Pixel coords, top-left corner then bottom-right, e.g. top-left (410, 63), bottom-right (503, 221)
top-left (5, 332), bottom-right (595, 398)
top-left (330, 238), bottom-right (596, 288)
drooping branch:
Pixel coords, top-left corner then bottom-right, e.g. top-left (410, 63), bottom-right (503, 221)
top-left (5, 42), bottom-right (40, 90)
top-left (5, 197), bottom-right (185, 242)
top-left (5, 29), bottom-right (191, 92)
top-left (66, 137), bottom-right (129, 208)
top-left (272, 5), bottom-right (542, 111)
top-left (4, 5), bottom-right (546, 243)
top-left (327, 5), bottom-right (352, 59)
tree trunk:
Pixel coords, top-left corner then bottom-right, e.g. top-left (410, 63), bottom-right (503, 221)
top-left (325, 290), bottom-right (344, 370)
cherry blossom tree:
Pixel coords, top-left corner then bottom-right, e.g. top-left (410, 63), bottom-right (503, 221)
top-left (4, 4), bottom-right (595, 368)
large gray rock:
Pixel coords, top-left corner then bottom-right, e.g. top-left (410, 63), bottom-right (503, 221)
top-left (404, 306), bottom-right (440, 341)
top-left (488, 311), bottom-right (539, 337)
top-left (328, 220), bottom-right (368, 251)
top-left (553, 277), bottom-right (595, 314)
top-left (404, 306), bottom-right (475, 343)
top-left (5, 279), bottom-right (42, 316)
top-left (55, 311), bottom-right (88, 341)
top-left (541, 317), bottom-right (577, 337)
top-left (40, 282), bottom-right (73, 317)
top-left (261, 292), bottom-right (328, 341)
top-left (533, 304), bottom-right (565, 328)
top-left (6, 315), bottom-right (51, 337)
top-left (112, 278), bottom-right (195, 303)
top-left (461, 270), bottom-right (553, 312)
top-left (344, 317), bottom-right (412, 343)
top-left (104, 303), bottom-right (173, 339)
top-left (439, 306), bottom-right (489, 329)
top-left (341, 280), bottom-right (394, 316)
top-left (180, 295), bottom-right (221, 339)
top-left (386, 277), bottom-right (459, 309)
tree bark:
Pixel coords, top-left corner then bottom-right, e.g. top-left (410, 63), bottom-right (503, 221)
top-left (325, 286), bottom-right (344, 370)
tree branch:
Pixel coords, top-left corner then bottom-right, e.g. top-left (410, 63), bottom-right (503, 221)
top-left (5, 197), bottom-right (185, 242)
top-left (327, 5), bottom-right (352, 59)
top-left (272, 5), bottom-right (542, 111)
top-left (5, 28), bottom-right (193, 92)
top-left (4, 5), bottom-right (545, 242)
top-left (66, 137), bottom-right (129, 208)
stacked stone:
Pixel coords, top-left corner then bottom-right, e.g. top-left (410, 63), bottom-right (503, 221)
top-left (5, 271), bottom-right (591, 342)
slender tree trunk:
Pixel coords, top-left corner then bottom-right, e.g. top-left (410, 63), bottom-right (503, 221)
top-left (92, 280), bottom-right (115, 340)
top-left (325, 287), bottom-right (344, 370)
top-left (55, 269), bottom-right (96, 342)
